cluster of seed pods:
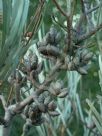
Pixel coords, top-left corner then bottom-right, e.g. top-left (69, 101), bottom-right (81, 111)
top-left (38, 26), bottom-right (93, 75)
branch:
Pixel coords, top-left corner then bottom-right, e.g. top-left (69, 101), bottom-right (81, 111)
top-left (76, 23), bottom-right (102, 44)
top-left (80, 0), bottom-right (86, 13)
top-left (75, 4), bottom-right (101, 34)
top-left (14, 83), bottom-right (21, 104)
top-left (29, 71), bottom-right (42, 89)
top-left (6, 87), bottom-right (13, 106)
top-left (52, 0), bottom-right (73, 53)
top-left (66, 17), bottom-right (72, 53)
top-left (13, 61), bottom-right (62, 112)
top-left (2, 107), bottom-right (15, 136)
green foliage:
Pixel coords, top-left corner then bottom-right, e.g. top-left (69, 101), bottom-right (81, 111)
top-left (0, 0), bottom-right (29, 79)
top-left (86, 99), bottom-right (102, 135)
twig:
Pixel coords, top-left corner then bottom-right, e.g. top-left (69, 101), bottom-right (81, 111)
top-left (14, 83), bottom-right (21, 104)
top-left (24, 10), bottom-right (37, 36)
top-left (80, 0), bottom-right (86, 13)
top-left (23, 0), bottom-right (45, 47)
top-left (6, 87), bottom-right (13, 106)
top-left (24, 0), bottom-right (45, 36)
top-left (51, 0), bottom-right (68, 18)
top-left (83, 0), bottom-right (94, 30)
top-left (51, 15), bottom-right (67, 32)
top-left (52, 15), bottom-right (78, 33)
top-left (86, 4), bottom-right (101, 15)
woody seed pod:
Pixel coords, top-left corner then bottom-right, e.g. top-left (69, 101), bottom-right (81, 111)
top-left (34, 98), bottom-right (46, 113)
top-left (58, 88), bottom-right (68, 98)
top-left (38, 95), bottom-right (45, 103)
top-left (37, 103), bottom-right (46, 113)
top-left (48, 111), bottom-right (60, 117)
top-left (83, 52), bottom-right (93, 61)
top-left (55, 80), bottom-right (63, 90)
top-left (38, 46), bottom-right (47, 56)
top-left (50, 26), bottom-right (57, 36)
top-left (49, 82), bottom-right (62, 96)
top-left (30, 54), bottom-right (38, 70)
top-left (77, 67), bottom-right (88, 75)
top-left (49, 86), bottom-right (59, 96)
top-left (44, 96), bottom-right (51, 105)
top-left (65, 55), bottom-right (71, 64)
top-left (48, 101), bottom-right (57, 111)
top-left (45, 33), bottom-right (53, 44)
top-left (81, 49), bottom-right (89, 59)
top-left (37, 40), bottom-right (47, 47)
top-left (32, 117), bottom-right (45, 126)
top-left (73, 57), bottom-right (80, 66)
top-left (29, 111), bottom-right (35, 120)
top-left (68, 61), bottom-right (74, 70)
top-left (47, 26), bottom-right (57, 44)
top-left (55, 32), bottom-right (61, 44)
top-left (46, 45), bottom-right (61, 57)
